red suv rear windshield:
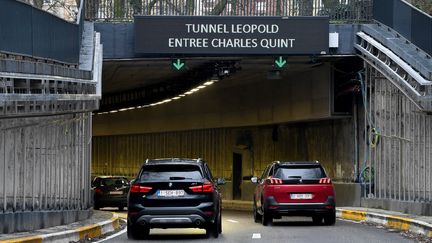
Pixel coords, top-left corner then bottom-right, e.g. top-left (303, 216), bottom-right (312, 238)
top-left (274, 166), bottom-right (325, 179)
top-left (139, 164), bottom-right (203, 181)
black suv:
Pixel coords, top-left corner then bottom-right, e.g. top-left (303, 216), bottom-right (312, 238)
top-left (127, 158), bottom-right (224, 239)
top-left (92, 176), bottom-right (130, 211)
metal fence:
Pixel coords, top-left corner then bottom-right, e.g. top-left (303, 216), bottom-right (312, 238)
top-left (0, 0), bottom-right (85, 65)
top-left (361, 63), bottom-right (432, 202)
top-left (0, 113), bottom-right (93, 212)
top-left (86, 0), bottom-right (372, 22)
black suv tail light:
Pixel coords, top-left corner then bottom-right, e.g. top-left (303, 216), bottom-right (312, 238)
top-left (130, 184), bottom-right (152, 193)
top-left (94, 188), bottom-right (103, 195)
top-left (189, 182), bottom-right (213, 193)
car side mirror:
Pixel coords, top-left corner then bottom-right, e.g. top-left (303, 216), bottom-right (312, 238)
top-left (251, 176), bottom-right (259, 184)
top-left (216, 178), bottom-right (226, 185)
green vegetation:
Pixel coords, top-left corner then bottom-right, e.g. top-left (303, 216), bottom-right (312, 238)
top-left (408, 0), bottom-right (432, 15)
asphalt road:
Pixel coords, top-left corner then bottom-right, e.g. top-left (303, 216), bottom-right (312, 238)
top-left (101, 210), bottom-right (414, 243)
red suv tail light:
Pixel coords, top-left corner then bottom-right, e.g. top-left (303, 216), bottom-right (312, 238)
top-left (319, 178), bottom-right (332, 184)
top-left (189, 182), bottom-right (213, 193)
top-left (130, 184), bottom-right (152, 193)
top-left (266, 177), bottom-right (283, 185)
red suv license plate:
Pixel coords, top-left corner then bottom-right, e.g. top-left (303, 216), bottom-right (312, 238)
top-left (157, 190), bottom-right (185, 197)
top-left (290, 193), bottom-right (313, 199)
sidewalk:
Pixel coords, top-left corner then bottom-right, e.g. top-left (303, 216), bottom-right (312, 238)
top-left (0, 211), bottom-right (121, 243)
top-left (222, 200), bottom-right (432, 239)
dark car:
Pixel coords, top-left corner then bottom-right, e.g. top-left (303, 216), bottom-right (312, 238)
top-left (127, 158), bottom-right (224, 239)
top-left (252, 161), bottom-right (336, 226)
top-left (92, 176), bottom-right (130, 211)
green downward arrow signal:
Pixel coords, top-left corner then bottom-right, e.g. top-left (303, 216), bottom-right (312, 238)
top-left (275, 56), bottom-right (287, 68)
top-left (173, 59), bottom-right (185, 70)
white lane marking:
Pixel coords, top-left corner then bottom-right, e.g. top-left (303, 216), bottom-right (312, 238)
top-left (94, 219), bottom-right (127, 243)
top-left (226, 219), bottom-right (239, 223)
top-left (339, 218), bottom-right (362, 224)
top-left (252, 233), bottom-right (261, 239)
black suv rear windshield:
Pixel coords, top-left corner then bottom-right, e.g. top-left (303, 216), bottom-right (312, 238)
top-left (139, 164), bottom-right (203, 181)
top-left (274, 166), bottom-right (325, 179)
top-left (100, 177), bottom-right (129, 186)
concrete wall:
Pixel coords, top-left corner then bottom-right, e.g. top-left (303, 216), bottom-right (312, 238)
top-left (334, 183), bottom-right (361, 207)
top-left (361, 198), bottom-right (432, 216)
top-left (0, 209), bottom-right (92, 234)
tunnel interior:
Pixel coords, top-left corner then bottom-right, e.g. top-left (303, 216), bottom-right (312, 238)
top-left (93, 54), bottom-right (364, 201)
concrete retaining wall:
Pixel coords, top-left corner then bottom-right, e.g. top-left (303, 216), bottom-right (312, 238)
top-left (0, 209), bottom-right (92, 234)
top-left (361, 198), bottom-right (432, 216)
top-left (334, 182), bottom-right (361, 207)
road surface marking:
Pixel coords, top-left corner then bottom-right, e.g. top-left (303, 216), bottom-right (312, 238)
top-left (94, 220), bottom-right (127, 243)
top-left (226, 219), bottom-right (239, 223)
top-left (252, 233), bottom-right (261, 239)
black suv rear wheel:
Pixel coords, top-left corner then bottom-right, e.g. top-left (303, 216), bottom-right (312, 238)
top-left (206, 212), bottom-right (220, 238)
top-left (127, 221), bottom-right (150, 240)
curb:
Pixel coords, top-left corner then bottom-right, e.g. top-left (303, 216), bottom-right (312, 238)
top-left (1, 213), bottom-right (120, 243)
top-left (336, 209), bottom-right (432, 239)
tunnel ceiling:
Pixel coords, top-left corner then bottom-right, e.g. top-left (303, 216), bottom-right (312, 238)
top-left (99, 56), bottom-right (357, 112)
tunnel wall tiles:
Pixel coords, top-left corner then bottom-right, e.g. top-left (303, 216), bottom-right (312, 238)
top-left (92, 118), bottom-right (355, 181)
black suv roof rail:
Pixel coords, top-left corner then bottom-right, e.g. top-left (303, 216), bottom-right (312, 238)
top-left (278, 161), bottom-right (321, 165)
top-left (144, 158), bottom-right (205, 164)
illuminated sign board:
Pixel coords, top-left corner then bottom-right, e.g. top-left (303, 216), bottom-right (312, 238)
top-left (134, 16), bottom-right (329, 55)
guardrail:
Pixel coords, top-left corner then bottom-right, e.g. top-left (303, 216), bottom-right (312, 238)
top-left (0, 59), bottom-right (92, 80)
top-left (373, 0), bottom-right (432, 56)
top-left (0, 0), bottom-right (85, 65)
top-left (85, 0), bottom-right (372, 23)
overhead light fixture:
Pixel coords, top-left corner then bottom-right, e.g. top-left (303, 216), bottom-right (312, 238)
top-left (267, 70), bottom-right (282, 80)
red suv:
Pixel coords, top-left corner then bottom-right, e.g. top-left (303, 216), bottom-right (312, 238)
top-left (251, 161), bottom-right (336, 226)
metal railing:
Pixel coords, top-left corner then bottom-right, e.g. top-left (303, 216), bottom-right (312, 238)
top-left (0, 113), bottom-right (93, 212)
top-left (361, 63), bottom-right (432, 203)
top-left (85, 0), bottom-right (372, 22)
